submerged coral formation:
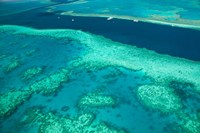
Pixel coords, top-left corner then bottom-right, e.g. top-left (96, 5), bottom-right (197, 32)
top-left (4, 57), bottom-right (21, 73)
top-left (79, 93), bottom-right (116, 107)
top-left (25, 49), bottom-right (37, 56)
top-left (37, 112), bottom-right (95, 133)
top-left (0, 25), bottom-right (200, 132)
top-left (182, 118), bottom-right (200, 133)
top-left (94, 122), bottom-right (126, 133)
top-left (0, 89), bottom-right (32, 118)
top-left (0, 68), bottom-right (69, 118)
top-left (22, 67), bottom-right (42, 80)
top-left (0, 54), bottom-right (7, 59)
top-left (176, 111), bottom-right (200, 133)
top-left (21, 108), bottom-right (125, 133)
top-left (30, 68), bottom-right (69, 95)
top-left (137, 85), bottom-right (182, 113)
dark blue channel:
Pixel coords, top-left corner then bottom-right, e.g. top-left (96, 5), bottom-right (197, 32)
top-left (0, 8), bottom-right (200, 61)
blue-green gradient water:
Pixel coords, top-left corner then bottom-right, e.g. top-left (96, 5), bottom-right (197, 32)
top-left (0, 1), bottom-right (200, 133)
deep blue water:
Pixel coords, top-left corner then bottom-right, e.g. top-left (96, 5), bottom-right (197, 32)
top-left (0, 8), bottom-right (200, 61)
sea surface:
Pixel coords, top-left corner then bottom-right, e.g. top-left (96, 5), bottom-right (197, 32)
top-left (0, 1), bottom-right (200, 133)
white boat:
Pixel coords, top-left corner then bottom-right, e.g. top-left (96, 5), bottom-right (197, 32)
top-left (107, 17), bottom-right (113, 20)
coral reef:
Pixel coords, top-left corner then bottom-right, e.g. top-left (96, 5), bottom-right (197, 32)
top-left (93, 122), bottom-right (126, 133)
top-left (0, 54), bottom-right (7, 59)
top-left (0, 25), bottom-right (200, 132)
top-left (30, 68), bottom-right (69, 95)
top-left (25, 49), bottom-right (37, 56)
top-left (0, 89), bottom-right (32, 118)
top-left (176, 111), bottom-right (200, 133)
top-left (79, 93), bottom-right (116, 107)
top-left (22, 67), bottom-right (42, 80)
top-left (0, 67), bottom-right (69, 118)
top-left (4, 57), bottom-right (21, 73)
top-left (182, 119), bottom-right (200, 133)
top-left (21, 108), bottom-right (126, 133)
top-left (137, 84), bottom-right (182, 113)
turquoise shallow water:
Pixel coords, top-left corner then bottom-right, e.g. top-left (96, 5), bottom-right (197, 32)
top-left (47, 0), bottom-right (200, 29)
top-left (0, 25), bottom-right (200, 133)
top-left (0, 1), bottom-right (200, 133)
top-left (0, 27), bottom-right (151, 132)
